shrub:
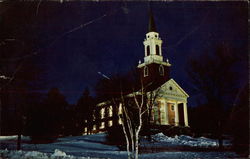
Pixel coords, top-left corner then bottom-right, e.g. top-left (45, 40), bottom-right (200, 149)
top-left (106, 125), bottom-right (126, 146)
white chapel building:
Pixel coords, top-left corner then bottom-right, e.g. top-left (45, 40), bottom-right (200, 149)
top-left (136, 12), bottom-right (189, 127)
top-left (84, 11), bottom-right (189, 134)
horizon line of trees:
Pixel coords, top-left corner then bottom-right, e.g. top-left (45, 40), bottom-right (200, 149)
top-left (0, 85), bottom-right (96, 141)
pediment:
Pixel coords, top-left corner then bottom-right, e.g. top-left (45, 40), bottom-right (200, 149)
top-left (156, 78), bottom-right (189, 98)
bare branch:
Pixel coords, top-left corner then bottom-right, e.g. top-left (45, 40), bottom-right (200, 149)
top-left (118, 110), bottom-right (131, 159)
top-left (141, 108), bottom-right (149, 115)
top-left (36, 0), bottom-right (42, 16)
top-left (0, 60), bottom-right (25, 89)
top-left (133, 92), bottom-right (140, 109)
top-left (0, 75), bottom-right (11, 80)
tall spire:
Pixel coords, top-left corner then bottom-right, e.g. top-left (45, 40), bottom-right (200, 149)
top-left (148, 8), bottom-right (157, 32)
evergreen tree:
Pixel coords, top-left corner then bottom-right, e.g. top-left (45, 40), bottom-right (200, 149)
top-left (76, 87), bottom-right (95, 135)
top-left (28, 88), bottom-right (68, 142)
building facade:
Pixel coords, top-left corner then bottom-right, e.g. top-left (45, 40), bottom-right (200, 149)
top-left (83, 11), bottom-right (189, 135)
top-left (136, 11), bottom-right (189, 127)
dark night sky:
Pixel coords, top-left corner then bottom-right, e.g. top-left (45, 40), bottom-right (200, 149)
top-left (0, 1), bottom-right (248, 105)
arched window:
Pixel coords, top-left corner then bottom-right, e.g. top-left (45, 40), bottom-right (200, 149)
top-left (144, 66), bottom-right (148, 77)
top-left (156, 45), bottom-right (160, 55)
top-left (159, 65), bottom-right (164, 76)
top-left (146, 46), bottom-right (150, 56)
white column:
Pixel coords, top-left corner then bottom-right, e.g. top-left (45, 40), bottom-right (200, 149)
top-left (160, 44), bottom-right (162, 56)
top-left (165, 102), bottom-right (169, 125)
top-left (183, 102), bottom-right (189, 127)
top-left (160, 100), bottom-right (167, 125)
top-left (174, 101), bottom-right (179, 126)
top-left (153, 105), bottom-right (159, 124)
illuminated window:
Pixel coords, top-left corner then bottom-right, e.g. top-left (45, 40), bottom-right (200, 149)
top-left (146, 46), bottom-right (150, 56)
top-left (108, 120), bottom-right (113, 127)
top-left (144, 66), bottom-right (148, 77)
top-left (100, 122), bottom-right (105, 129)
top-left (100, 108), bottom-right (105, 119)
top-left (93, 111), bottom-right (96, 120)
top-left (108, 106), bottom-right (113, 117)
top-left (93, 125), bottom-right (96, 130)
top-left (159, 65), bottom-right (164, 76)
top-left (156, 45), bottom-right (160, 55)
top-left (118, 103), bottom-right (122, 115)
top-left (118, 118), bottom-right (122, 124)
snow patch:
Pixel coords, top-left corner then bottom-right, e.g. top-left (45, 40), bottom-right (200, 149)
top-left (24, 151), bottom-right (47, 158)
top-left (152, 133), bottom-right (218, 147)
top-left (0, 135), bottom-right (30, 141)
top-left (51, 149), bottom-right (67, 157)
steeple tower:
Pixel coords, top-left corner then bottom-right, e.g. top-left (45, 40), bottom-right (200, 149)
top-left (137, 9), bottom-right (171, 87)
top-left (148, 9), bottom-right (157, 32)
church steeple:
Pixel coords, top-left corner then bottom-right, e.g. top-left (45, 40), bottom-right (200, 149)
top-left (148, 9), bottom-right (157, 32)
top-left (137, 9), bottom-right (171, 87)
top-left (141, 10), bottom-right (167, 64)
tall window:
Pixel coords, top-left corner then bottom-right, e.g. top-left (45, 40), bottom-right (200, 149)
top-left (156, 45), bottom-right (160, 55)
top-left (108, 106), bottom-right (113, 117)
top-left (146, 45), bottom-right (150, 56)
top-left (144, 66), bottom-right (148, 77)
top-left (118, 118), bottom-right (122, 124)
top-left (118, 103), bottom-right (122, 115)
top-left (100, 108), bottom-right (105, 119)
top-left (108, 120), bottom-right (113, 127)
top-left (93, 125), bottom-right (96, 130)
top-left (159, 65), bottom-right (164, 76)
top-left (100, 122), bottom-right (105, 129)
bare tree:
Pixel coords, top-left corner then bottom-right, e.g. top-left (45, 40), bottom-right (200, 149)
top-left (186, 43), bottom-right (244, 149)
top-left (145, 88), bottom-right (161, 141)
top-left (112, 81), bottom-right (150, 159)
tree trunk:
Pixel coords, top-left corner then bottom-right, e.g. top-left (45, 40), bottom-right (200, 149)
top-left (17, 133), bottom-right (21, 150)
top-left (120, 114), bottom-right (131, 159)
top-left (218, 121), bottom-right (223, 150)
top-left (135, 114), bottom-right (142, 159)
top-left (147, 106), bottom-right (152, 141)
top-left (17, 114), bottom-right (22, 150)
top-left (135, 133), bottom-right (139, 159)
top-left (218, 136), bottom-right (223, 150)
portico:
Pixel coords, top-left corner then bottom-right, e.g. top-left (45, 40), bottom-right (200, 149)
top-left (150, 79), bottom-right (189, 127)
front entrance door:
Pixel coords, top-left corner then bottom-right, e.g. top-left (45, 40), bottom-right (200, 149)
top-left (167, 103), bottom-right (175, 125)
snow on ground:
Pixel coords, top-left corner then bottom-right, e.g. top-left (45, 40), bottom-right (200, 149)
top-left (0, 135), bottom-right (30, 141)
top-left (150, 133), bottom-right (231, 147)
top-left (0, 133), bottom-right (239, 159)
top-left (139, 133), bottom-right (233, 152)
top-left (0, 149), bottom-right (103, 159)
